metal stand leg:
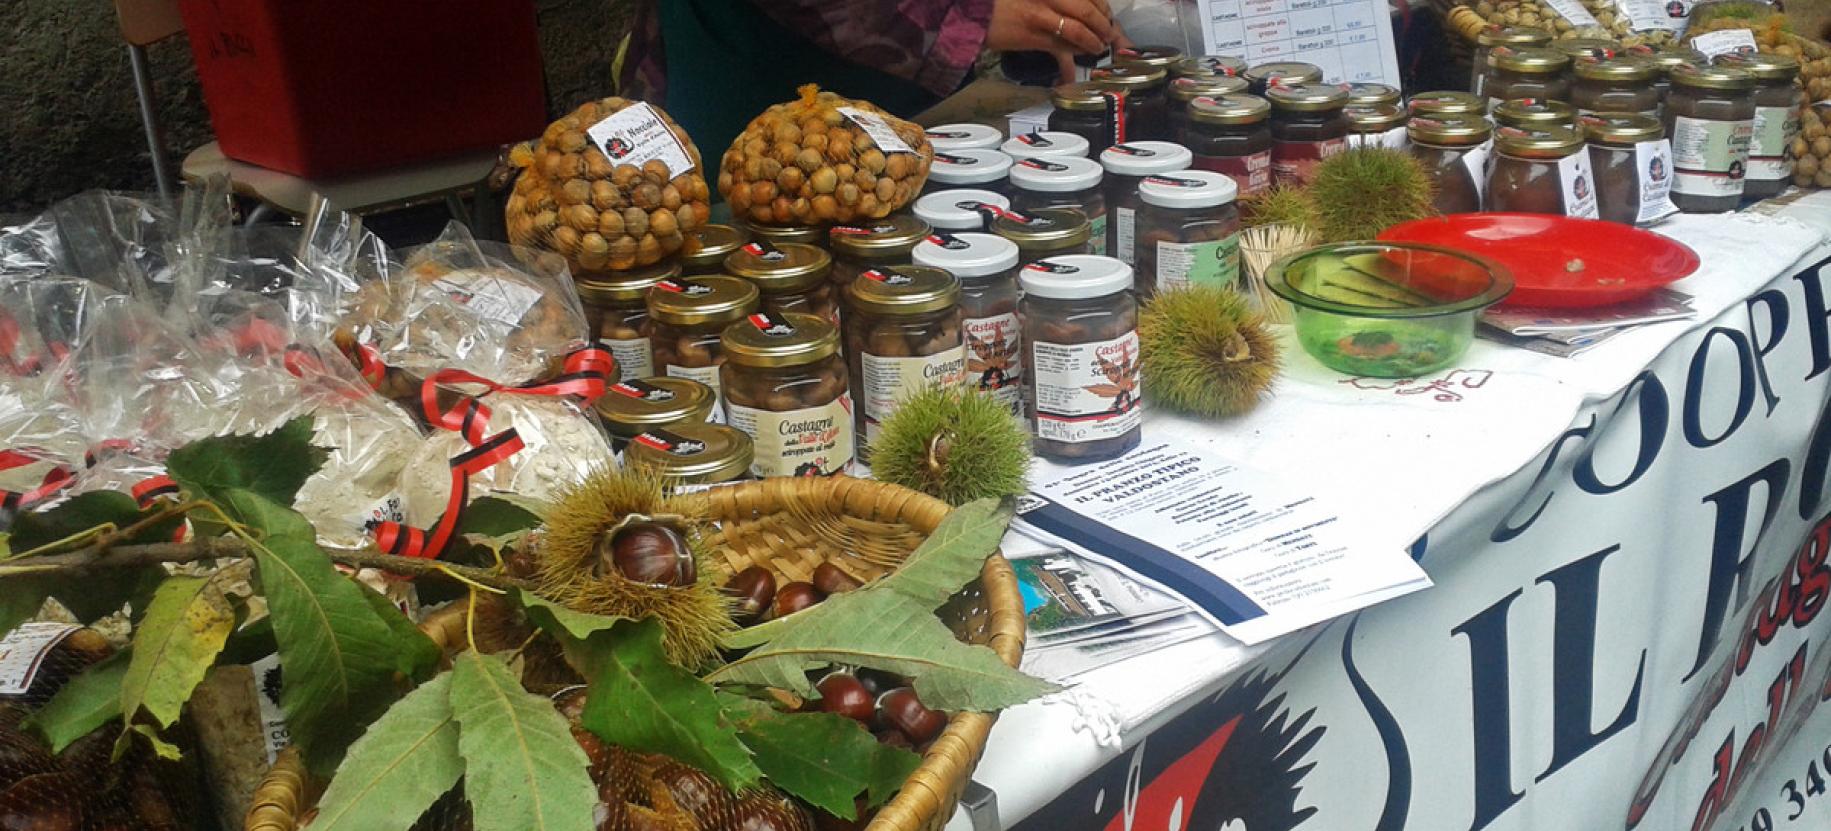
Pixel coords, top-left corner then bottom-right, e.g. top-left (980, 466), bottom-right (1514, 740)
top-left (128, 45), bottom-right (174, 202)
top-left (960, 780), bottom-right (1002, 831)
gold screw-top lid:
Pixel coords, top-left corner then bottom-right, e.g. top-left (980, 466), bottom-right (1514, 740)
top-left (1407, 114), bottom-right (1494, 146)
top-left (993, 208), bottom-right (1093, 250)
top-left (1346, 82), bottom-right (1401, 108)
top-left (720, 311), bottom-right (839, 368)
top-left (827, 214), bottom-right (932, 258)
top-left (1091, 64), bottom-right (1169, 89)
top-left (1171, 55), bottom-right (1248, 79)
top-left (1265, 82), bottom-right (1350, 112)
top-left (593, 376), bottom-right (716, 437)
top-left (1714, 52), bottom-right (1802, 82)
top-left (725, 241), bottom-right (832, 294)
top-left (576, 260), bottom-right (681, 303)
top-left (1553, 38), bottom-right (1620, 61)
top-left (646, 275), bottom-right (759, 327)
top-left (1573, 54), bottom-right (1656, 82)
top-left (1491, 46), bottom-right (1572, 74)
top-left (1169, 75), bottom-right (1250, 102)
top-left (744, 223), bottom-right (827, 247)
top-left (1243, 61), bottom-right (1323, 90)
top-left (1669, 62), bottom-right (1757, 91)
top-left (1477, 25), bottom-right (1553, 48)
top-left (1051, 81), bottom-right (1112, 112)
top-left (1407, 90), bottom-right (1486, 116)
top-left (1346, 103), bottom-right (1409, 132)
top-left (843, 263), bottom-right (961, 316)
top-left (1494, 124), bottom-right (1586, 158)
top-left (679, 224), bottom-right (748, 271)
top-left (1492, 97), bottom-right (1576, 129)
top-left (1578, 113), bottom-right (1664, 145)
top-left (1642, 45), bottom-right (1706, 75)
top-left (1189, 93), bottom-right (1272, 125)
top-left (1114, 45), bottom-right (1182, 69)
top-left (624, 423), bottom-right (754, 485)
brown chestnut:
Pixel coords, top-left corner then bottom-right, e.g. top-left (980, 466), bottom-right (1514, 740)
top-left (729, 793), bottom-right (815, 831)
top-left (600, 522), bottom-right (696, 587)
top-left (877, 688), bottom-right (947, 743)
top-left (724, 566), bottom-right (778, 624)
top-left (811, 563), bottom-right (864, 595)
top-left (815, 673), bottom-right (875, 723)
top-left (873, 728), bottom-right (913, 749)
top-left (772, 581), bottom-right (826, 618)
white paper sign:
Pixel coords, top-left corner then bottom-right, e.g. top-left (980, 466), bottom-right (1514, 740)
top-left (586, 101), bottom-right (697, 177)
top-left (1634, 138), bottom-right (1680, 224)
top-left (0, 622), bottom-right (78, 695)
top-left (1195, 0), bottom-right (1403, 86)
top-left (1558, 150), bottom-right (1601, 218)
top-left (1616, 0), bottom-right (1691, 32)
top-left (1543, 0), bottom-right (1602, 27)
top-left (1691, 28), bottom-right (1759, 59)
top-left (838, 107), bottom-right (917, 155)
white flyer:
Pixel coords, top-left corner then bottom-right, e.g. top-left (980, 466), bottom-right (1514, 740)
top-left (1195, 0), bottom-right (1402, 86)
top-left (838, 107), bottom-right (918, 155)
top-left (1014, 441), bottom-right (1432, 644)
top-left (587, 101), bottom-right (697, 177)
top-left (0, 622), bottom-right (77, 694)
top-left (1542, 0), bottom-right (1602, 28)
top-left (1690, 28), bottom-right (1759, 59)
top-left (1616, 0), bottom-right (1691, 33)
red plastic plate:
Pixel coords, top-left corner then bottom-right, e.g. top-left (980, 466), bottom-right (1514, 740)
top-left (1378, 214), bottom-right (1700, 308)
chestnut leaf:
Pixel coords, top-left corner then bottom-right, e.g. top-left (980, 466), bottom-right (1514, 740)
top-left (8, 490), bottom-right (184, 553)
top-left (729, 708), bottom-right (921, 819)
top-left (24, 650), bottom-right (128, 753)
top-left (165, 416), bottom-right (328, 509)
top-left (119, 574), bottom-right (235, 732)
top-left (449, 651), bottom-right (598, 831)
top-left (310, 671), bottom-right (464, 831)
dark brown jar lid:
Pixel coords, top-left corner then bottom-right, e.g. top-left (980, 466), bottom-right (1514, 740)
top-left (1169, 75), bottom-right (1250, 102)
top-left (1670, 63), bottom-right (1757, 91)
top-left (1477, 25), bottom-right (1553, 48)
top-left (594, 376), bottom-right (716, 437)
top-left (1493, 98), bottom-right (1576, 129)
top-left (1051, 81), bottom-right (1111, 112)
top-left (1491, 46), bottom-right (1572, 75)
top-left (1346, 103), bottom-right (1408, 132)
top-left (1407, 90), bottom-right (1485, 116)
top-left (720, 311), bottom-right (839, 368)
top-left (1265, 82), bottom-right (1350, 112)
top-left (744, 223), bottom-right (827, 247)
top-left (1579, 113), bottom-right (1663, 145)
top-left (625, 423), bottom-right (753, 485)
top-left (1714, 52), bottom-right (1801, 82)
top-left (1114, 45), bottom-right (1181, 70)
top-left (827, 214), bottom-right (932, 258)
top-left (1091, 64), bottom-right (1169, 90)
top-left (1243, 61), bottom-right (1323, 89)
top-left (647, 275), bottom-right (759, 327)
top-left (1553, 38), bottom-right (1620, 61)
top-left (1407, 114), bottom-right (1493, 146)
top-left (1171, 55), bottom-right (1248, 79)
top-left (679, 224), bottom-right (747, 271)
top-left (843, 264), bottom-right (960, 316)
top-left (1189, 94), bottom-right (1271, 125)
top-left (1494, 125), bottom-right (1586, 158)
top-left (576, 261), bottom-right (680, 304)
top-left (1346, 82), bottom-right (1401, 108)
top-left (1573, 54), bottom-right (1656, 82)
top-left (725, 241), bottom-right (832, 294)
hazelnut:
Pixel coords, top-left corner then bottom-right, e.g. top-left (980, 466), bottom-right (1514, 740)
top-left (724, 566), bottom-right (777, 623)
top-left (598, 521), bottom-right (696, 587)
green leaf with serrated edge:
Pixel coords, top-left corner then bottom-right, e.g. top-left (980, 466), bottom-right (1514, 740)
top-left (705, 590), bottom-right (1057, 712)
top-left (9, 491), bottom-right (184, 552)
top-left (25, 650), bottom-right (127, 753)
top-left (310, 672), bottom-right (465, 831)
top-left (865, 740), bottom-right (923, 808)
top-left (456, 496), bottom-right (543, 537)
top-left (732, 709), bottom-right (919, 819)
top-left (120, 575), bottom-right (234, 729)
top-left (579, 619), bottom-right (761, 791)
top-left (166, 416), bottom-right (328, 508)
top-left (450, 651), bottom-right (598, 831)
top-left (517, 589), bottom-right (626, 642)
top-left (874, 498), bottom-right (1013, 609)
top-left (354, 581), bottom-right (439, 682)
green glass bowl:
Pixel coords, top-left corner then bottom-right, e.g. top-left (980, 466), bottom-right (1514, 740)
top-left (1267, 241), bottom-right (1513, 378)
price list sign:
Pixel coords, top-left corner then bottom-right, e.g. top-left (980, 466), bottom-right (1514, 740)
top-left (1198, 0), bottom-right (1402, 85)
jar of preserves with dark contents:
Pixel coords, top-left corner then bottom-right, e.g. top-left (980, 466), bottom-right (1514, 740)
top-left (725, 241), bottom-right (841, 323)
top-left (1408, 90), bottom-right (1487, 118)
top-left (924, 148), bottom-right (1016, 196)
top-left (913, 188), bottom-right (1012, 232)
top-left (1266, 83), bottom-right (1350, 187)
top-left (1663, 63), bottom-right (1757, 212)
top-left (1114, 45), bottom-right (1181, 72)
top-left (1580, 113), bottom-right (1676, 225)
top-left (1002, 129), bottom-right (1093, 161)
top-left (623, 422), bottom-right (755, 486)
top-left (1473, 26), bottom-right (1554, 97)
top-left (1408, 114), bottom-right (1494, 214)
top-left (1184, 94), bottom-right (1274, 197)
top-left (1493, 97), bottom-right (1577, 130)
top-left (1049, 82), bottom-right (1119, 155)
top-left (679, 224), bottom-right (747, 277)
top-left (743, 222), bottom-right (827, 249)
top-left (1486, 47), bottom-right (1571, 113)
top-left (1346, 104), bottom-right (1410, 150)
top-left (1553, 38), bottom-right (1620, 63)
top-left (719, 311), bottom-right (854, 477)
top-left (1243, 61), bottom-right (1323, 95)
top-left (912, 233), bottom-right (1026, 414)
top-left (576, 261), bottom-right (677, 380)
top-left (1571, 55), bottom-right (1659, 115)
top-left (1715, 53), bottom-right (1801, 199)
top-left (1168, 76), bottom-right (1250, 140)
top-left (593, 376), bottom-right (717, 454)
top-left (1099, 141), bottom-right (1194, 266)
top-left (1172, 55), bottom-right (1248, 80)
top-left (1009, 155), bottom-right (1109, 256)
top-left (1346, 82), bottom-right (1402, 109)
top-left (1020, 255), bottom-right (1141, 463)
top-left (842, 266), bottom-right (966, 458)
top-left (642, 275), bottom-right (760, 416)
top-left (1637, 45), bottom-right (1706, 115)
top-left (1092, 64), bottom-right (1174, 143)
top-left (923, 123), bottom-right (1004, 152)
top-left (992, 207), bottom-right (1095, 263)
top-left (1487, 125), bottom-right (1597, 217)
top-left (1135, 170), bottom-right (1242, 297)
top-left (828, 214), bottom-right (931, 294)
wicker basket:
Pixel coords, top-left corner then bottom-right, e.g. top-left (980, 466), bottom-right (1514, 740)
top-left (245, 476), bottom-right (1028, 831)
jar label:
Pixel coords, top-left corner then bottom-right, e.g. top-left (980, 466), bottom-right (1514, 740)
top-left (603, 335), bottom-right (654, 380)
top-left (1633, 139), bottom-right (1680, 224)
top-left (729, 395), bottom-right (855, 477)
top-left (1347, 126), bottom-right (1409, 151)
top-left (1749, 105), bottom-right (1801, 182)
top-left (1690, 28), bottom-right (1758, 59)
top-left (1619, 0), bottom-right (1691, 32)
top-left (1153, 233), bottom-right (1242, 293)
top-left (1671, 115), bottom-right (1754, 197)
top-left (1115, 206), bottom-right (1137, 265)
top-left (1033, 332), bottom-right (1143, 444)
top-left (965, 313), bottom-right (1025, 415)
top-left (1089, 213), bottom-right (1110, 256)
top-left (1193, 150), bottom-right (1272, 196)
top-left (861, 347), bottom-right (968, 447)
top-left (664, 363), bottom-right (726, 424)
top-left (1557, 152), bottom-right (1601, 219)
top-left (0, 622), bottom-right (78, 695)
top-left (1271, 138), bottom-right (1346, 188)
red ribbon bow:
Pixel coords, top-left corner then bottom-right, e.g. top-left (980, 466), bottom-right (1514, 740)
top-left (419, 345), bottom-right (615, 447)
top-left (371, 428), bottom-right (525, 560)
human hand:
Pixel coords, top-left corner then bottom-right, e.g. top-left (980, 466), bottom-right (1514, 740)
top-left (986, 0), bottom-right (1120, 56)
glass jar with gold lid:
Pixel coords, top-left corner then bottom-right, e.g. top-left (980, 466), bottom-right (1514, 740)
top-left (623, 422), bottom-right (754, 486)
top-left (1408, 114), bottom-right (1494, 214)
top-left (1487, 125), bottom-right (1592, 216)
top-left (1571, 55), bottom-right (1659, 116)
top-left (1408, 90), bottom-right (1486, 118)
top-left (1715, 52), bottom-right (1802, 199)
top-left (1346, 82), bottom-right (1402, 109)
top-left (719, 311), bottom-right (853, 477)
top-left (1473, 26), bottom-right (1554, 97)
top-left (679, 224), bottom-right (747, 277)
top-left (1092, 64), bottom-right (1173, 142)
top-left (1553, 38), bottom-right (1620, 62)
top-left (827, 214), bottom-right (931, 294)
top-left (1663, 63), bottom-right (1757, 212)
top-left (992, 208), bottom-right (1094, 263)
top-left (1486, 47), bottom-right (1572, 112)
top-left (642, 275), bottom-right (759, 412)
top-left (1184, 94), bottom-right (1274, 197)
top-left (743, 223), bottom-right (826, 249)
top-left (1346, 104), bottom-right (1410, 149)
top-left (1171, 55), bottom-right (1248, 80)
top-left (1115, 45), bottom-right (1181, 71)
top-left (1580, 113), bottom-right (1674, 225)
top-left (1493, 98), bottom-right (1576, 129)
top-left (594, 375), bottom-right (717, 452)
top-left (1243, 61), bottom-right (1323, 95)
top-left (1168, 75), bottom-right (1251, 141)
top-left (1636, 45), bottom-right (1706, 114)
top-left (725, 241), bottom-right (841, 322)
top-left (576, 260), bottom-right (677, 380)
top-left (1266, 82), bottom-right (1350, 187)
top-left (841, 265), bottom-right (966, 459)
top-left (1048, 81), bottom-right (1117, 157)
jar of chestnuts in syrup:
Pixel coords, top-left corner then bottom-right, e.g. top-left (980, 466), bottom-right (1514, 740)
top-left (719, 311), bottom-right (854, 477)
top-left (912, 232), bottom-right (1026, 414)
top-left (993, 208), bottom-right (1095, 264)
top-left (678, 224), bottom-right (747, 277)
top-left (623, 422), bottom-right (755, 486)
top-left (828, 214), bottom-right (932, 295)
top-left (593, 376), bottom-right (717, 454)
top-left (575, 260), bottom-right (676, 380)
top-left (642, 275), bottom-right (759, 416)
top-left (1099, 141), bottom-right (1194, 267)
top-left (1021, 255), bottom-right (1141, 463)
top-left (725, 240), bottom-right (842, 323)
top-left (913, 188), bottom-right (1012, 233)
top-left (1009, 155), bottom-right (1109, 256)
top-left (842, 266), bottom-right (967, 460)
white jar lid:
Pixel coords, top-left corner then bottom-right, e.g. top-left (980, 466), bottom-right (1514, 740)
top-left (912, 232), bottom-right (1020, 277)
top-left (1099, 141), bottom-right (1194, 176)
top-left (913, 189), bottom-right (1012, 231)
top-left (929, 149), bottom-right (1014, 185)
top-left (924, 123), bottom-right (1004, 152)
top-left (1137, 170), bottom-right (1238, 208)
top-left (1009, 156), bottom-right (1104, 193)
top-left (1020, 255), bottom-right (1133, 299)
top-left (1000, 130), bottom-right (1092, 160)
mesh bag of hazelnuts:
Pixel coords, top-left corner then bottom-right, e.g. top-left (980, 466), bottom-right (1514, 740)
top-left (506, 98), bottom-right (714, 275)
top-left (720, 85), bottom-right (935, 227)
